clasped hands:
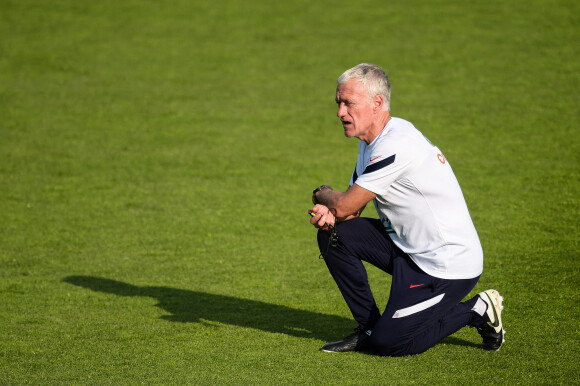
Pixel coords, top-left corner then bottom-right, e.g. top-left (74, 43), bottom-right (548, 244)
top-left (309, 204), bottom-right (336, 231)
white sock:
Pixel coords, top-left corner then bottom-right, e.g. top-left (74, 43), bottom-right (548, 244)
top-left (471, 296), bottom-right (487, 316)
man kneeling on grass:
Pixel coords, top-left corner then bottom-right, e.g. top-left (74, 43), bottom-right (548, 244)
top-left (309, 63), bottom-right (504, 356)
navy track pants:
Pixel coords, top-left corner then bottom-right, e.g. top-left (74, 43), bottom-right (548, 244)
top-left (317, 217), bottom-right (481, 356)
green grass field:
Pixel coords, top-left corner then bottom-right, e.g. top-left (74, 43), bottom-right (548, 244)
top-left (1, 0), bottom-right (578, 384)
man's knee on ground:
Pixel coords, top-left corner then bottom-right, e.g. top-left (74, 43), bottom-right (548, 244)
top-left (369, 330), bottom-right (412, 357)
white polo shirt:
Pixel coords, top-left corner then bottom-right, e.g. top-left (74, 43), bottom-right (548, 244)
top-left (351, 117), bottom-right (483, 279)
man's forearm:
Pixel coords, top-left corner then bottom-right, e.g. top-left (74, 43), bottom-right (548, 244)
top-left (313, 187), bottom-right (341, 208)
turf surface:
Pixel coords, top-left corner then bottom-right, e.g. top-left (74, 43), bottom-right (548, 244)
top-left (1, 0), bottom-right (578, 384)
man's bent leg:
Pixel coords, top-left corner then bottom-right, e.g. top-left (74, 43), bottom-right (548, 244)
top-left (369, 254), bottom-right (480, 356)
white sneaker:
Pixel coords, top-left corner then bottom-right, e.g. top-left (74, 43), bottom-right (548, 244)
top-left (476, 289), bottom-right (505, 351)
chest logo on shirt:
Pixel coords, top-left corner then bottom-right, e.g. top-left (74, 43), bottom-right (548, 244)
top-left (437, 153), bottom-right (446, 164)
top-left (370, 155), bottom-right (382, 162)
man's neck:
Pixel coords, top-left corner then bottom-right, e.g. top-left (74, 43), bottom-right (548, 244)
top-left (361, 113), bottom-right (391, 145)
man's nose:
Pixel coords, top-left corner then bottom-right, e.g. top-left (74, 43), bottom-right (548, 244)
top-left (337, 103), bottom-right (346, 117)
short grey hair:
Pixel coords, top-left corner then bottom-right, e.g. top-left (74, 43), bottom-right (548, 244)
top-left (337, 63), bottom-right (391, 112)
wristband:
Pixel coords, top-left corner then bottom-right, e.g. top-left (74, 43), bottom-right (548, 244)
top-left (312, 185), bottom-right (332, 195)
top-left (312, 185), bottom-right (332, 205)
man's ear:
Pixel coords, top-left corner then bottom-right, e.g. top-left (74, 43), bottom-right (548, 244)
top-left (373, 94), bottom-right (384, 112)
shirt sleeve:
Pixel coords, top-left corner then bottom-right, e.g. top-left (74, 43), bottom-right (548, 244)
top-left (354, 137), bottom-right (425, 195)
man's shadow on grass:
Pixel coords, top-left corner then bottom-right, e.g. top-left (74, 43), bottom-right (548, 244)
top-left (63, 275), bottom-right (351, 342)
top-left (62, 275), bottom-right (479, 349)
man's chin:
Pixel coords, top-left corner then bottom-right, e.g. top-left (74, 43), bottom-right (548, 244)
top-left (343, 129), bottom-right (355, 138)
